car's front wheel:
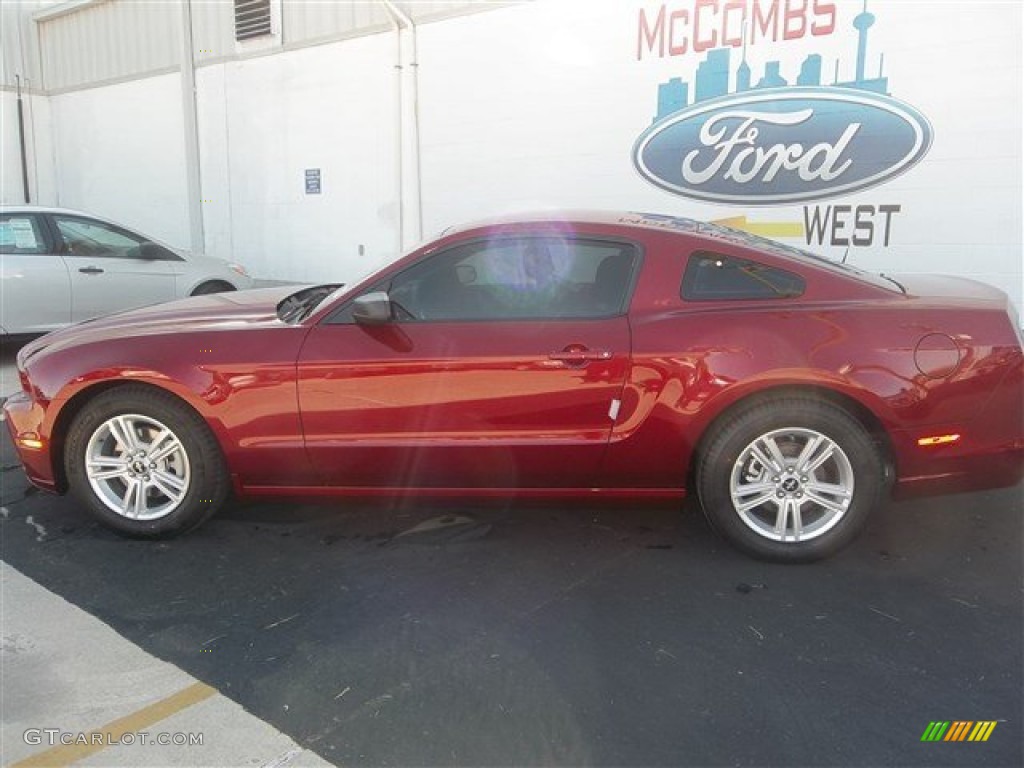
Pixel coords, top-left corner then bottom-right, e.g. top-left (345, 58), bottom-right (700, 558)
top-left (65, 386), bottom-right (229, 537)
top-left (696, 397), bottom-right (884, 562)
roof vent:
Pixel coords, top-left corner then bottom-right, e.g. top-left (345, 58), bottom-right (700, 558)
top-left (234, 0), bottom-right (272, 41)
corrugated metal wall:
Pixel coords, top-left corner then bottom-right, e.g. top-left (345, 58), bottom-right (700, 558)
top-left (38, 0), bottom-right (179, 92)
top-left (282, 0), bottom-right (391, 46)
top-left (1, 0), bottom-right (47, 89)
top-left (29, 0), bottom-right (520, 93)
top-left (1, 3), bottom-right (26, 88)
top-left (190, 1), bottom-right (237, 66)
top-left (407, 1), bottom-right (496, 22)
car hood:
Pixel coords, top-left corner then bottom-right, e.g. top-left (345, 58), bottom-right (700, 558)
top-left (19, 286), bottom-right (307, 364)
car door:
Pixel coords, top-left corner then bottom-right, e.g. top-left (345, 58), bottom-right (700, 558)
top-left (0, 212), bottom-right (71, 334)
top-left (49, 213), bottom-right (178, 323)
top-left (297, 235), bottom-right (640, 489)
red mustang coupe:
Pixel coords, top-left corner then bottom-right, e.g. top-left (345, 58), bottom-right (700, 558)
top-left (5, 213), bottom-right (1022, 561)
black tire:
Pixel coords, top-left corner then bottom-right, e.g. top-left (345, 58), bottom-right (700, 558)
top-left (64, 385), bottom-right (230, 538)
top-left (191, 281), bottom-right (235, 296)
top-left (696, 397), bottom-right (884, 562)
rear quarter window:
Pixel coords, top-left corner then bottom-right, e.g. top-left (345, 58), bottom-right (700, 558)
top-left (682, 251), bottom-right (805, 301)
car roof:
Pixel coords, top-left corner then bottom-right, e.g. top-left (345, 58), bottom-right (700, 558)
top-left (445, 210), bottom-right (679, 234)
top-left (0, 205), bottom-right (103, 217)
top-left (445, 209), bottom-right (826, 261)
top-left (441, 209), bottom-right (906, 294)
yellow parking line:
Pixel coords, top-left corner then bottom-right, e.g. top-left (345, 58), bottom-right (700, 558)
top-left (12, 681), bottom-right (217, 767)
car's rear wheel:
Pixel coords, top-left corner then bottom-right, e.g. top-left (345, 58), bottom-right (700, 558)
top-left (65, 386), bottom-right (229, 537)
top-left (696, 398), bottom-right (884, 562)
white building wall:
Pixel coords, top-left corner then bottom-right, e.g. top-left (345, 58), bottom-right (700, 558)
top-left (196, 33), bottom-right (399, 283)
top-left (29, 92), bottom-right (58, 205)
top-left (8, 0), bottom-right (1022, 310)
top-left (49, 73), bottom-right (189, 246)
top-left (417, 0), bottom-right (1023, 311)
top-left (418, 2), bottom-right (644, 225)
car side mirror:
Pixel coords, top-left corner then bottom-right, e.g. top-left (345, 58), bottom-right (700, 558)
top-left (138, 241), bottom-right (166, 260)
top-left (352, 291), bottom-right (393, 325)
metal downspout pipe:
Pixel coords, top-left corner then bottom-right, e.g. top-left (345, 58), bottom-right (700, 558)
top-left (180, 0), bottom-right (205, 255)
top-left (380, 1), bottom-right (423, 250)
top-left (385, 5), bottom-right (403, 255)
top-left (15, 75), bottom-right (30, 203)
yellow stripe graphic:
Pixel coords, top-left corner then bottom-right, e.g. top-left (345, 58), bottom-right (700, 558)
top-left (711, 215), bottom-right (805, 239)
top-left (967, 721), bottom-right (997, 741)
top-left (12, 681), bottom-right (217, 767)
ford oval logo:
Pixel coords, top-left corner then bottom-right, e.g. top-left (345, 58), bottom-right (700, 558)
top-left (633, 87), bottom-right (933, 205)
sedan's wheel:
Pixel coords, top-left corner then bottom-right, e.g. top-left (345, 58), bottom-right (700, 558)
top-left (66, 386), bottom-right (229, 537)
top-left (191, 281), bottom-right (234, 296)
top-left (696, 398), bottom-right (884, 562)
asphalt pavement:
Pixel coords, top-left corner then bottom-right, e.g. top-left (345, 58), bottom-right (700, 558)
top-left (1, 397), bottom-right (1021, 767)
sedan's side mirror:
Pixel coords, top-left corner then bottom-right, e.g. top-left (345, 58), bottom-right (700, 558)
top-left (138, 241), bottom-right (167, 260)
top-left (352, 291), bottom-right (393, 325)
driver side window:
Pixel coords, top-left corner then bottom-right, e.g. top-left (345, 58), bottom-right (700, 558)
top-left (53, 216), bottom-right (146, 259)
top-left (383, 237), bottom-right (638, 322)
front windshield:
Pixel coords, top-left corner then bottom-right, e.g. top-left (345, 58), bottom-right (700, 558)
top-left (276, 284), bottom-right (342, 324)
top-left (311, 236), bottom-right (448, 315)
top-left (274, 252), bottom-right (415, 324)
top-left (306, 261), bottom-right (397, 316)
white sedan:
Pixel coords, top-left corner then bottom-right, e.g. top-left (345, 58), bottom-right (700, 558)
top-left (0, 206), bottom-right (253, 336)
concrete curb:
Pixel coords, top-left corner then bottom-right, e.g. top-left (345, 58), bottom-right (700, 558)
top-left (1, 561), bottom-right (331, 767)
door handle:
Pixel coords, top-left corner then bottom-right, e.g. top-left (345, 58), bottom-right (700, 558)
top-left (548, 347), bottom-right (612, 366)
top-left (78, 266), bottom-right (104, 275)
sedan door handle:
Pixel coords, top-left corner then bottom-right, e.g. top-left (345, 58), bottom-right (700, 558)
top-left (78, 266), bottom-right (104, 275)
top-left (548, 347), bottom-right (613, 366)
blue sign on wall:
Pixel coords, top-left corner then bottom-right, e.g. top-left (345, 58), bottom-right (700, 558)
top-left (305, 168), bottom-right (321, 195)
top-left (633, 87), bottom-right (932, 204)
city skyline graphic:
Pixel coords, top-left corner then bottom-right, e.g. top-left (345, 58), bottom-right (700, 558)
top-left (655, 1), bottom-right (889, 121)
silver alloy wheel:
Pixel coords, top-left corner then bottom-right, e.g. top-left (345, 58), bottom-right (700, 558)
top-left (729, 427), bottom-right (854, 543)
top-left (85, 413), bottom-right (191, 521)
